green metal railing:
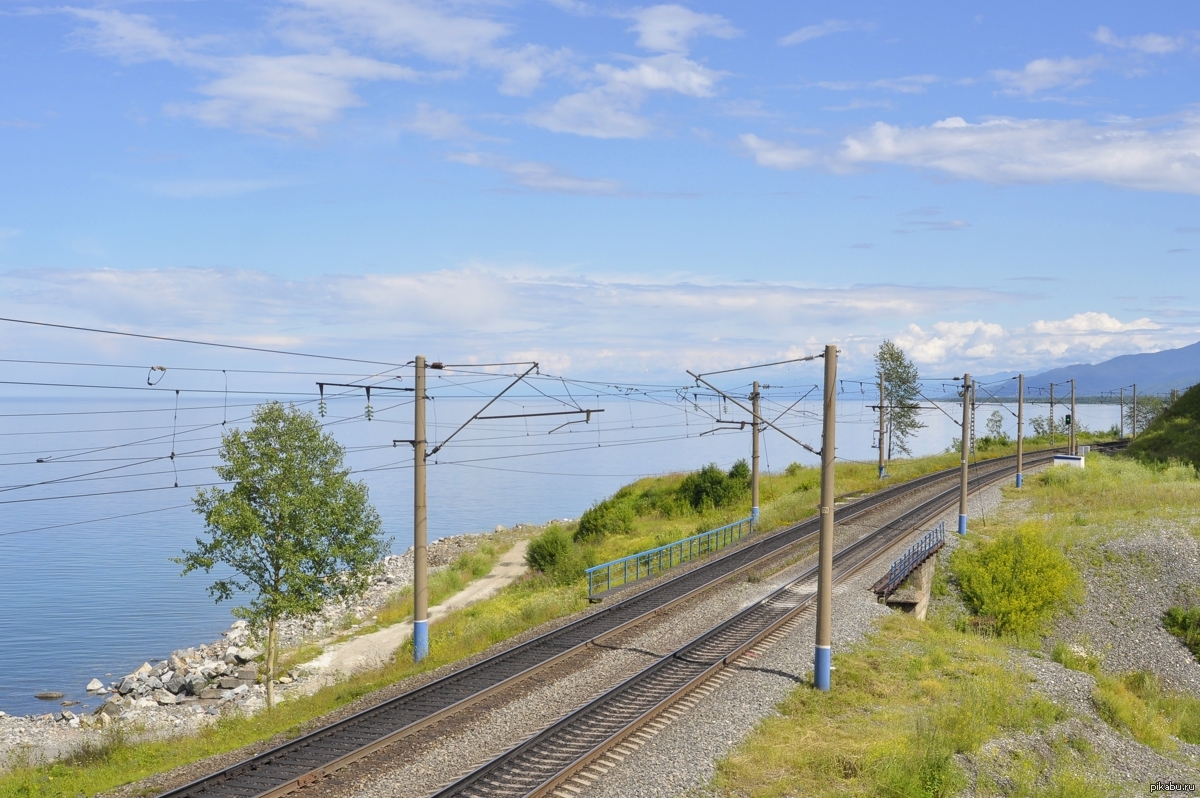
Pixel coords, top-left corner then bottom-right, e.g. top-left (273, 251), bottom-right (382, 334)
top-left (585, 517), bottom-right (754, 598)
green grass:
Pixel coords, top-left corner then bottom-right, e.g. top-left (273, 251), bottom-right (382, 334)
top-left (711, 613), bottom-right (1064, 798)
top-left (1164, 604), bottom-right (1200, 662)
top-left (1127, 382), bottom-right (1200, 468)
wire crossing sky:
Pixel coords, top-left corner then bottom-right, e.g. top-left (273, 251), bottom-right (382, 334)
top-left (1, 1), bottom-right (1198, 378)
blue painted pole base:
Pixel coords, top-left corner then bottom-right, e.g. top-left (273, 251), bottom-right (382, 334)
top-left (751, 506), bottom-right (760, 524)
top-left (1016, 473), bottom-right (1023, 488)
top-left (814, 646), bottom-right (831, 691)
top-left (958, 514), bottom-right (967, 536)
top-left (413, 619), bottom-right (429, 662)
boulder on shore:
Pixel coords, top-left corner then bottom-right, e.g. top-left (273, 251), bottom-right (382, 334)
top-left (86, 678), bottom-right (104, 692)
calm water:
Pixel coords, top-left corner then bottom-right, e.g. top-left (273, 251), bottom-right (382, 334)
top-left (0, 388), bottom-right (1119, 715)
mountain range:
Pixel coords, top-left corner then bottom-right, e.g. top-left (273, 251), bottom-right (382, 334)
top-left (972, 340), bottom-right (1200, 397)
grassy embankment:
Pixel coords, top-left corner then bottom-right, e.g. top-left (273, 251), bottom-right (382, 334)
top-left (0, 443), bottom-right (1048, 797)
top-left (712, 453), bottom-right (1200, 798)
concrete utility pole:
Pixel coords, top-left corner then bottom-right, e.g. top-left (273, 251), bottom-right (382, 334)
top-left (1120, 387), bottom-right (1125, 439)
top-left (751, 381), bottom-right (761, 524)
top-left (1016, 373), bottom-right (1024, 488)
top-left (1132, 384), bottom-right (1138, 440)
top-left (413, 355), bottom-right (430, 662)
top-left (1070, 379), bottom-right (1077, 456)
top-left (959, 373), bottom-right (971, 535)
top-left (878, 373), bottom-right (886, 479)
top-left (814, 344), bottom-right (837, 692)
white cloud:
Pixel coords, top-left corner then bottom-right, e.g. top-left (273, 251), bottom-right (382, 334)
top-left (68, 9), bottom-right (417, 135)
top-left (1093, 26), bottom-right (1185, 55)
top-left (400, 103), bottom-right (490, 140)
top-left (626, 5), bottom-right (738, 53)
top-left (0, 228), bottom-right (19, 242)
top-left (739, 134), bottom-right (816, 170)
top-left (837, 115), bottom-right (1200, 194)
top-left (870, 74), bottom-right (937, 94)
top-left (170, 52), bottom-right (417, 134)
top-left (449, 153), bottom-right (621, 195)
top-left (530, 54), bottom-right (723, 138)
top-left (282, 0), bottom-right (571, 96)
top-left (897, 313), bottom-right (1167, 367)
top-left (990, 55), bottom-right (1103, 94)
top-left (779, 20), bottom-right (853, 46)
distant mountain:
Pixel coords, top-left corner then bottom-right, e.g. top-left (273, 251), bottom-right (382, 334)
top-left (990, 340), bottom-right (1200, 397)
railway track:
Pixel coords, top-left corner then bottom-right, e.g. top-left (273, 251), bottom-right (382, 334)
top-left (156, 448), bottom-right (1073, 798)
top-left (429, 453), bottom-right (1061, 798)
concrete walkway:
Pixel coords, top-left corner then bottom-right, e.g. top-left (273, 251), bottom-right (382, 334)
top-left (291, 540), bottom-right (529, 693)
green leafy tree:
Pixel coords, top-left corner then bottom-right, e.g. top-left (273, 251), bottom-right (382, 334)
top-left (874, 340), bottom-right (926, 458)
top-left (177, 402), bottom-right (389, 709)
top-left (1125, 395), bottom-right (1166, 436)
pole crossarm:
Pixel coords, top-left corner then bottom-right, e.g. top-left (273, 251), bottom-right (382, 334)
top-left (427, 363), bottom-right (539, 459)
top-left (692, 352), bottom-right (823, 379)
top-left (316, 382), bottom-right (414, 392)
top-left (686, 370), bottom-right (820, 457)
top-left (476, 409), bottom-right (603, 421)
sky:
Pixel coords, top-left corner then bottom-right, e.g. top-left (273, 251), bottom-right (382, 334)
top-left (2, 0), bottom-right (1199, 380)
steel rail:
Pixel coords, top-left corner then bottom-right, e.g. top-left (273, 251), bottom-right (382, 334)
top-left (432, 454), bottom-right (1055, 798)
top-left (154, 447), bottom-right (1071, 798)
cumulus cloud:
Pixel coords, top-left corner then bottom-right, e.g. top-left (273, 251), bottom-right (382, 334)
top-left (625, 5), bottom-right (738, 53)
top-left (990, 55), bottom-right (1103, 94)
top-left (1093, 26), bottom-right (1186, 55)
top-left (896, 312), bottom-right (1167, 367)
top-left (837, 115), bottom-right (1200, 194)
top-left (449, 153), bottom-right (621, 194)
top-left (739, 134), bottom-right (816, 169)
top-left (778, 20), bottom-right (853, 46)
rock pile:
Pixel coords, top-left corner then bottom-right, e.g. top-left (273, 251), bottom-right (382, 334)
top-left (81, 619), bottom-right (266, 729)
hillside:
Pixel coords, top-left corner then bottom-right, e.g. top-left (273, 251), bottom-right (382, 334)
top-left (1127, 382), bottom-right (1200, 467)
top-left (966, 339), bottom-right (1200, 397)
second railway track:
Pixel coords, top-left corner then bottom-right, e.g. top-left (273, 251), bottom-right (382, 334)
top-left (157, 448), bottom-right (1077, 798)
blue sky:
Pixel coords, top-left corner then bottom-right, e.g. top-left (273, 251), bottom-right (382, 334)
top-left (1, 0), bottom-right (1198, 379)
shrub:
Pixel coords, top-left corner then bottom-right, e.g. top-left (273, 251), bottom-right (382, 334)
top-left (952, 525), bottom-right (1082, 636)
top-left (574, 498), bottom-right (635, 541)
top-left (678, 461), bottom-right (749, 510)
top-left (525, 525), bottom-right (572, 572)
top-left (1164, 605), bottom-right (1200, 660)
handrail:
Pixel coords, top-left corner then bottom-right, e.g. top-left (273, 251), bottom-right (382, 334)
top-left (586, 517), bottom-right (754, 597)
top-left (873, 520), bottom-right (946, 597)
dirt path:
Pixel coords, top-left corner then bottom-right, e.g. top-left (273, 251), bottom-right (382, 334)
top-left (292, 541), bottom-right (529, 692)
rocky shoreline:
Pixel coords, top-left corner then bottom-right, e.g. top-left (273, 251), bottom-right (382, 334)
top-left (0, 527), bottom-right (537, 766)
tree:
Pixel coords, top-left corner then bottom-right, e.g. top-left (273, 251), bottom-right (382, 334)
top-left (1125, 395), bottom-right (1166, 437)
top-left (874, 341), bottom-right (926, 458)
top-left (177, 402), bottom-right (389, 709)
top-left (985, 410), bottom-right (1006, 441)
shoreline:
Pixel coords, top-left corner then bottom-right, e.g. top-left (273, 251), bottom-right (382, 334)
top-left (0, 524), bottom-right (547, 765)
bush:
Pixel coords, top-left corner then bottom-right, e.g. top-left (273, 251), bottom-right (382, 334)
top-left (952, 525), bottom-right (1082, 636)
top-left (1164, 605), bottom-right (1200, 660)
top-left (526, 525), bottom-right (572, 572)
top-left (574, 497), bottom-right (635, 541)
top-left (678, 461), bottom-right (749, 510)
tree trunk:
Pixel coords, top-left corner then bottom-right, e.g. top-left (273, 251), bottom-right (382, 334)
top-left (266, 616), bottom-right (276, 710)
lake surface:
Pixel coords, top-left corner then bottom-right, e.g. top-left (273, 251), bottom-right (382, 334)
top-left (0, 384), bottom-right (1120, 715)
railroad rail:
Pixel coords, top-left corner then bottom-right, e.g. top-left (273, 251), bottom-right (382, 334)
top-left (155, 447), bottom-right (1078, 798)
top-left (430, 453), bottom-right (1054, 798)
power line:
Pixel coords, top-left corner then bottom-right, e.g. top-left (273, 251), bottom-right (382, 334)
top-left (0, 316), bottom-right (408, 367)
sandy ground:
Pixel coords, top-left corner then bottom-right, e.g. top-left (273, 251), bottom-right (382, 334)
top-left (291, 540), bottom-right (530, 694)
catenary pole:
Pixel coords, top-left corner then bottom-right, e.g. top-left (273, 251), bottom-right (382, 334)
top-left (751, 380), bottom-right (761, 524)
top-left (1120, 387), bottom-right (1125, 439)
top-left (959, 373), bottom-right (971, 535)
top-left (814, 344), bottom-right (836, 691)
top-left (1049, 382), bottom-right (1055, 449)
top-left (1016, 373), bottom-right (1024, 488)
top-left (1070, 378), bottom-right (1077, 456)
top-left (413, 355), bottom-right (429, 662)
top-left (878, 373), bottom-right (886, 479)
top-left (1132, 384), bottom-right (1138, 440)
